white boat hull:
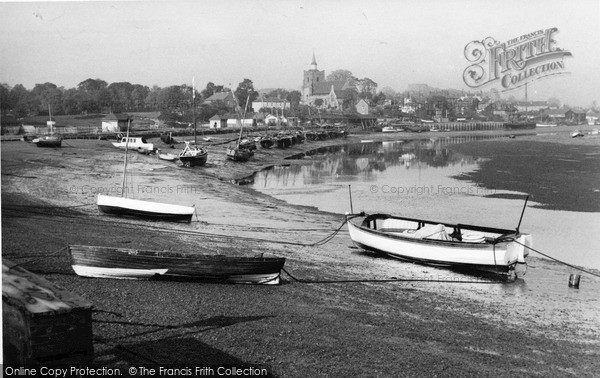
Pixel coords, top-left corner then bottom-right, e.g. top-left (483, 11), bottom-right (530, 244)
top-left (97, 194), bottom-right (195, 222)
top-left (347, 215), bottom-right (531, 274)
top-left (72, 265), bottom-right (169, 279)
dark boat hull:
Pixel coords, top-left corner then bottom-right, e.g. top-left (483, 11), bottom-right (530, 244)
top-left (68, 245), bottom-right (286, 284)
top-left (226, 147), bottom-right (253, 162)
top-left (35, 137), bottom-right (62, 148)
top-left (179, 152), bottom-right (208, 167)
top-left (259, 138), bottom-right (274, 149)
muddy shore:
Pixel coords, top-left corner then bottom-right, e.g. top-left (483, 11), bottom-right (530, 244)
top-left (2, 127), bottom-right (600, 376)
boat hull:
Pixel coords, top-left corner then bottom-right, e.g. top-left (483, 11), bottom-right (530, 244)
top-left (97, 194), bottom-right (194, 222)
top-left (226, 147), bottom-right (253, 162)
top-left (34, 136), bottom-right (62, 148)
top-left (347, 214), bottom-right (531, 274)
top-left (68, 245), bottom-right (286, 284)
top-left (179, 151), bottom-right (208, 167)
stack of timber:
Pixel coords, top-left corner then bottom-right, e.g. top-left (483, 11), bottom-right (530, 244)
top-left (2, 259), bottom-right (94, 364)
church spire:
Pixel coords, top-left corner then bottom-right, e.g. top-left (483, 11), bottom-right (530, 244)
top-left (310, 51), bottom-right (317, 70)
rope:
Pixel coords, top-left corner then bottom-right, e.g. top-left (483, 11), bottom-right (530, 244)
top-left (2, 207), bottom-right (349, 248)
top-left (512, 239), bottom-right (600, 278)
top-left (281, 267), bottom-right (511, 284)
top-left (7, 246), bottom-right (69, 270)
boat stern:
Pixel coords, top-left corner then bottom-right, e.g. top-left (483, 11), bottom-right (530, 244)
top-left (505, 234), bottom-right (532, 265)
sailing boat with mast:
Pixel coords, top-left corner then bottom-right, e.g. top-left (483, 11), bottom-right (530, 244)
top-left (226, 95), bottom-right (254, 162)
top-left (33, 105), bottom-right (62, 147)
top-left (97, 120), bottom-right (195, 222)
top-left (179, 77), bottom-right (208, 167)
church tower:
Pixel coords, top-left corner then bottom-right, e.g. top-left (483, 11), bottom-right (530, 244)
top-left (302, 52), bottom-right (325, 104)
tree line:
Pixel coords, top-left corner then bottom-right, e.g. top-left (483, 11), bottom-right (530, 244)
top-left (0, 78), bottom-right (277, 120)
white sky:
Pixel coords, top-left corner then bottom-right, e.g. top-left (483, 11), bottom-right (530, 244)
top-left (1, 0), bottom-right (599, 107)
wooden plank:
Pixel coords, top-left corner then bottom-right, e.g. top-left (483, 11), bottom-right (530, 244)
top-left (2, 259), bottom-right (92, 316)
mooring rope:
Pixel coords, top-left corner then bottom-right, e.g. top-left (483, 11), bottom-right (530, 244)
top-left (512, 239), bottom-right (600, 278)
top-left (281, 267), bottom-right (511, 284)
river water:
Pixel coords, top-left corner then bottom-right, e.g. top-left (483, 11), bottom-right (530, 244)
top-left (249, 136), bottom-right (600, 271)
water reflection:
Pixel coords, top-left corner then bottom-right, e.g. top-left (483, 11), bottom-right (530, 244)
top-left (252, 135), bottom-right (501, 189)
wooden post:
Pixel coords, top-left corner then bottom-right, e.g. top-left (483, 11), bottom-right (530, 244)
top-left (568, 274), bottom-right (581, 288)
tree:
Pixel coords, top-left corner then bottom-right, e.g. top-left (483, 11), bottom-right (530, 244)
top-left (234, 79), bottom-right (258, 113)
top-left (357, 78), bottom-right (377, 97)
top-left (131, 85), bottom-right (150, 111)
top-left (201, 82), bottom-right (224, 100)
top-left (547, 97), bottom-right (561, 108)
top-left (314, 99), bottom-right (324, 108)
top-left (77, 78), bottom-right (108, 113)
top-left (108, 82), bottom-right (134, 112)
top-left (10, 84), bottom-right (37, 117)
top-left (287, 90), bottom-right (302, 108)
top-left (32, 82), bottom-right (63, 114)
top-left (326, 69), bottom-right (354, 82)
top-left (1, 83), bottom-right (12, 115)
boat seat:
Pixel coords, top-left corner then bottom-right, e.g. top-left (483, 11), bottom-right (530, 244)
top-left (413, 224), bottom-right (451, 241)
top-left (461, 231), bottom-right (486, 243)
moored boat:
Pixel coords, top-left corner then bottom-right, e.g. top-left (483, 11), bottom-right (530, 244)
top-left (112, 136), bottom-right (154, 151)
top-left (346, 212), bottom-right (531, 275)
top-left (68, 245), bottom-right (286, 284)
top-left (157, 151), bottom-right (179, 162)
top-left (226, 145), bottom-right (254, 161)
top-left (33, 135), bottom-right (62, 148)
top-left (97, 194), bottom-right (195, 222)
top-left (34, 105), bottom-right (62, 147)
top-left (179, 141), bottom-right (208, 167)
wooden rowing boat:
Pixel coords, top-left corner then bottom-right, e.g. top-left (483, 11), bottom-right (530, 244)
top-left (68, 245), bottom-right (286, 285)
top-left (346, 213), bottom-right (531, 275)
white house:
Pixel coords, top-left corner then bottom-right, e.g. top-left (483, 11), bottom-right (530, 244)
top-left (356, 99), bottom-right (369, 115)
top-left (224, 113), bottom-right (255, 127)
top-left (252, 97), bottom-right (290, 113)
top-left (209, 115), bottom-right (226, 129)
top-left (102, 113), bottom-right (131, 133)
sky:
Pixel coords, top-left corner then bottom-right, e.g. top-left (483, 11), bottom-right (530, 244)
top-left (1, 0), bottom-right (599, 107)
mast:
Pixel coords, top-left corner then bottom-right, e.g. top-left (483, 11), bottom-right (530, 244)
top-left (48, 104), bottom-right (53, 136)
top-left (121, 119), bottom-right (131, 197)
top-left (192, 77), bottom-right (197, 145)
top-left (237, 95), bottom-right (250, 145)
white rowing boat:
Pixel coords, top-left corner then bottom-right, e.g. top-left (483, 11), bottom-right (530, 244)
top-left (346, 212), bottom-right (531, 275)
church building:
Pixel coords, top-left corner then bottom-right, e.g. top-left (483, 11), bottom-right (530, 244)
top-left (301, 53), bottom-right (354, 110)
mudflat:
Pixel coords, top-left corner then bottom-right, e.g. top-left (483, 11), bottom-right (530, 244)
top-left (2, 127), bottom-right (599, 376)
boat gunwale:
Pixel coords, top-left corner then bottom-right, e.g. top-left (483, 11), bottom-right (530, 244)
top-left (347, 213), bottom-right (521, 248)
top-left (68, 245), bottom-right (286, 264)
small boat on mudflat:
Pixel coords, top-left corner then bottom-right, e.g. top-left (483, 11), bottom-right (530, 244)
top-left (179, 141), bottom-right (208, 167)
top-left (157, 151), bottom-right (179, 162)
top-left (346, 212), bottom-right (531, 275)
top-left (97, 194), bottom-right (195, 222)
top-left (112, 136), bottom-right (154, 151)
top-left (33, 105), bottom-right (62, 147)
top-left (33, 135), bottom-right (62, 148)
top-left (68, 245), bottom-right (286, 285)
